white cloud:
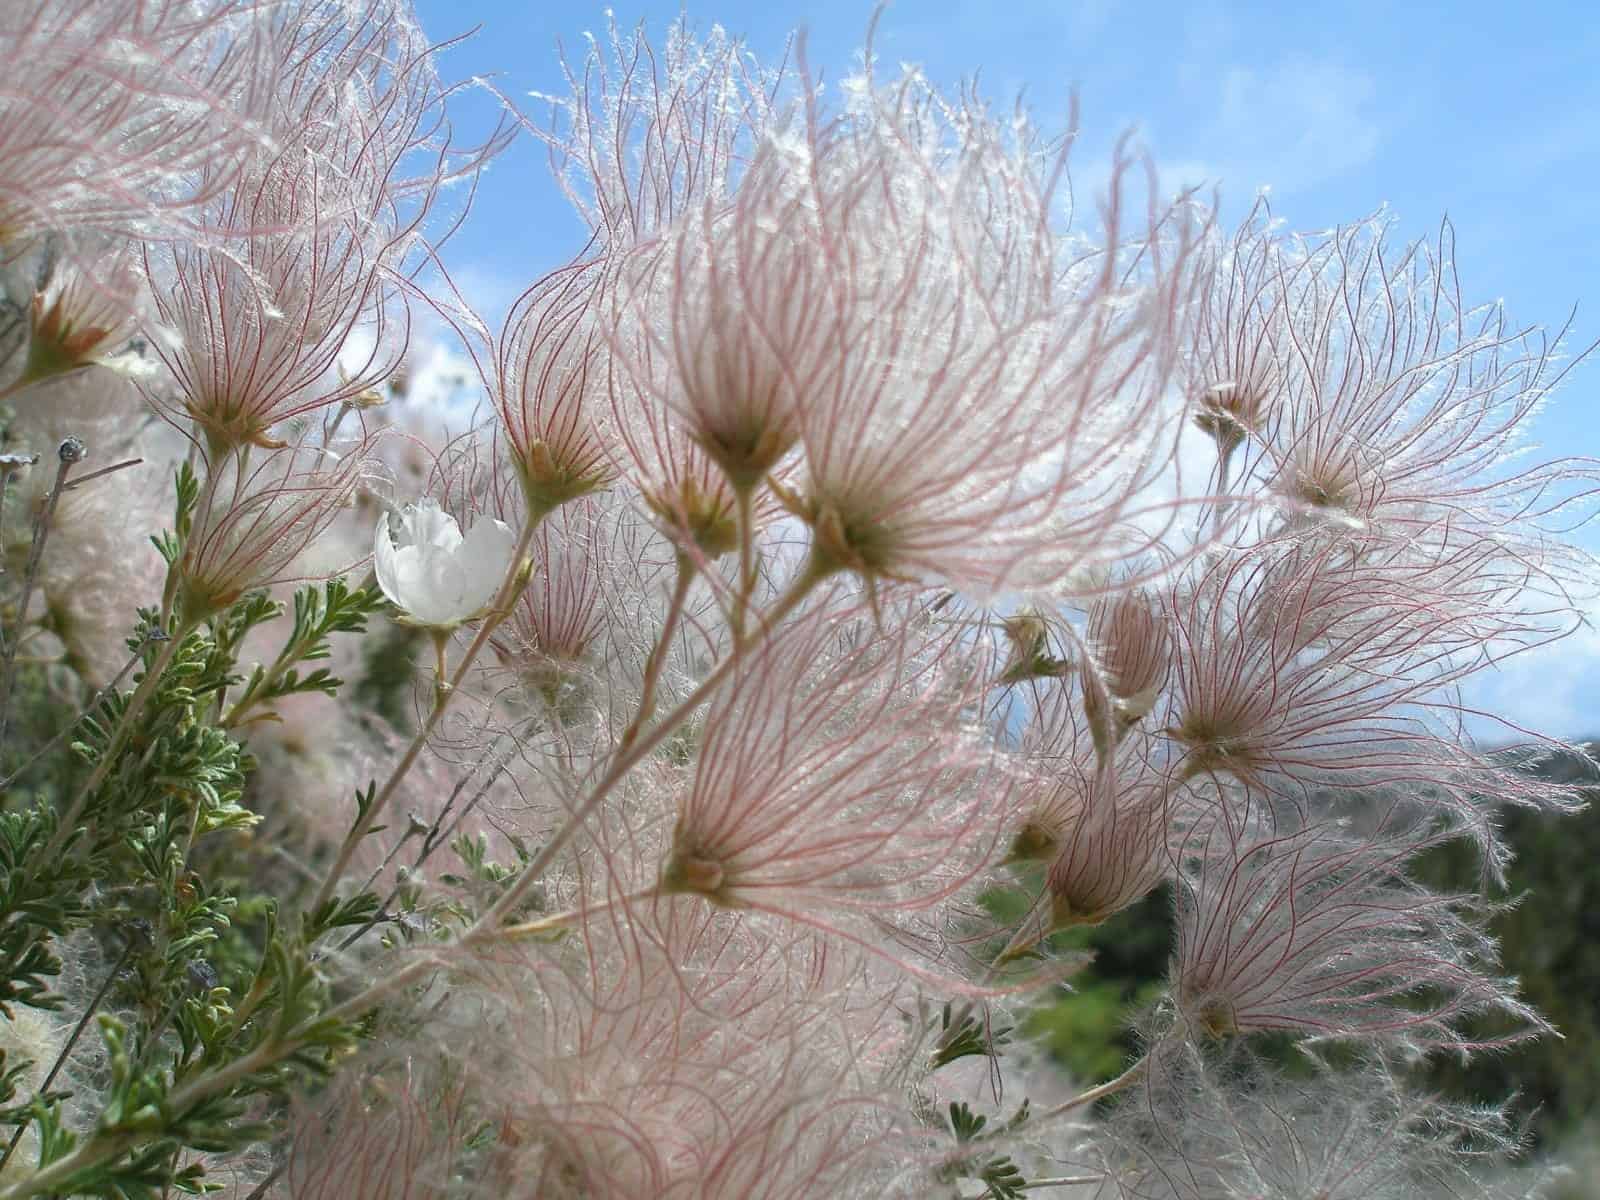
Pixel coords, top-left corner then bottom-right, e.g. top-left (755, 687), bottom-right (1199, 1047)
top-left (448, 261), bottom-right (527, 330)
top-left (1204, 57), bottom-right (1381, 196)
top-left (1462, 614), bottom-right (1600, 742)
top-left (1067, 55), bottom-right (1378, 213)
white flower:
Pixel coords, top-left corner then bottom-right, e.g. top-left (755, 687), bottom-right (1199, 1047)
top-left (373, 499), bottom-right (516, 626)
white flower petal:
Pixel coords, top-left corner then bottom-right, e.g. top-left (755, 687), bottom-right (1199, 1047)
top-left (406, 498), bottom-right (464, 553)
top-left (455, 518), bottom-right (517, 617)
top-left (373, 512), bottom-right (403, 607)
top-left (374, 501), bottom-right (516, 625)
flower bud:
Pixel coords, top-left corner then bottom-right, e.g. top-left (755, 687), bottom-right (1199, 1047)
top-left (999, 611), bottom-right (1071, 684)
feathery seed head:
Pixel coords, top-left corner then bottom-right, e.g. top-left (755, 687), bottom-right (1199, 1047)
top-left (638, 464), bottom-right (741, 560)
top-left (497, 498), bottom-right (620, 715)
top-left (1193, 381), bottom-right (1273, 455)
top-left (16, 255), bottom-right (145, 393)
top-left (1103, 1045), bottom-right (1535, 1200)
top-left (495, 262), bottom-right (618, 520)
top-left (656, 152), bottom-right (819, 493)
top-left (664, 600), bottom-right (1016, 925)
top-left (1186, 199), bottom-right (1288, 458)
top-left (1084, 588), bottom-right (1172, 742)
top-left (1170, 806), bottom-right (1539, 1050)
top-left (146, 167), bottom-right (407, 453)
top-left (532, 15), bottom-right (786, 248)
top-left (177, 441), bottom-right (367, 619)
top-left (773, 71), bottom-right (1205, 596)
top-left (1000, 692), bottom-right (1174, 957)
top-left (287, 1065), bottom-right (471, 1200)
top-left (0, 0), bottom-right (273, 249)
top-left (1254, 215), bottom-right (1600, 599)
top-left (143, 0), bottom-right (472, 454)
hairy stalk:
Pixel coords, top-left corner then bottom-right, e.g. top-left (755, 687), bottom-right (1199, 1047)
top-left (0, 1132), bottom-right (138, 1200)
top-left (0, 439), bottom-right (85, 744)
top-left (353, 819), bottom-right (424, 903)
top-left (730, 484), bottom-right (757, 644)
top-left (322, 398), bottom-right (354, 445)
top-left (221, 610), bottom-right (356, 732)
top-left (336, 733), bottom-right (523, 953)
top-left (2, 1034), bottom-right (292, 1200)
top-left (0, 950), bottom-right (444, 1200)
top-left (1211, 442), bottom-right (1234, 538)
top-left (0, 454), bottom-right (35, 574)
top-left (1018, 1176), bottom-right (1107, 1192)
top-left (160, 452), bottom-right (232, 630)
top-left (1035, 1056), bottom-right (1148, 1124)
top-left (619, 551), bottom-right (696, 749)
top-left (309, 518), bottom-right (540, 913)
top-left (496, 887), bottom-right (659, 939)
top-left (241, 1161), bottom-right (286, 1200)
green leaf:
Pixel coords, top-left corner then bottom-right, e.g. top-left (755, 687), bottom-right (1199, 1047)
top-left (931, 1001), bottom-right (1013, 1071)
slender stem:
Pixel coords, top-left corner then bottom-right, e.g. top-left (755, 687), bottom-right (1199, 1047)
top-left (0, 636), bottom-right (151, 790)
top-left (178, 787), bottom-right (204, 869)
top-left (467, 560), bottom-right (825, 939)
top-left (1020, 1176), bottom-right (1107, 1191)
top-left (335, 733), bottom-right (522, 954)
top-left (1211, 442), bottom-right (1234, 538)
top-left (225, 969), bottom-right (275, 1041)
top-left (221, 569), bottom-right (385, 728)
top-left (353, 821), bottom-right (423, 903)
top-left (2, 970), bottom-right (361, 1197)
top-left (40, 629), bottom-right (187, 864)
top-left (430, 628), bottom-right (449, 694)
top-left (133, 991), bottom-right (184, 1073)
top-left (161, 453), bottom-right (227, 631)
top-left (0, 445), bottom-right (83, 744)
top-left (0, 943), bottom-right (133, 1174)
top-left (219, 633), bottom-right (314, 731)
top-left (323, 401), bottom-right (353, 446)
top-left (241, 1161), bottom-right (286, 1200)
top-left (495, 888), bottom-right (658, 940)
top-left (730, 485), bottom-right (756, 644)
top-left (308, 670), bottom-right (450, 913)
top-left (1035, 1056), bottom-right (1147, 1124)
top-left (309, 519), bottom-right (539, 913)
top-left (0, 1131), bottom-right (139, 1200)
top-left (619, 553), bottom-right (695, 750)
top-left (0, 470), bottom-right (12, 575)
top-left (219, 678), bottom-right (271, 731)
top-left (60, 457), bottom-right (142, 492)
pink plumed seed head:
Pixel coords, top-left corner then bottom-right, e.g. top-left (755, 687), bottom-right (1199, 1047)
top-left (177, 439), bottom-right (369, 619)
top-left (495, 260), bottom-right (619, 520)
top-left (1186, 198), bottom-right (1287, 458)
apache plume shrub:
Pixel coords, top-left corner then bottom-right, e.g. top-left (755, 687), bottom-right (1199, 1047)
top-left (0, 6), bottom-right (1592, 1200)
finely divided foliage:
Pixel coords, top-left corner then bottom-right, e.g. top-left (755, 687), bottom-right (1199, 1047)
top-left (0, 5), bottom-right (1592, 1200)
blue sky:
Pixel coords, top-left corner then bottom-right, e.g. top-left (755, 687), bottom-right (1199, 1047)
top-left (409, 0), bottom-right (1600, 737)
